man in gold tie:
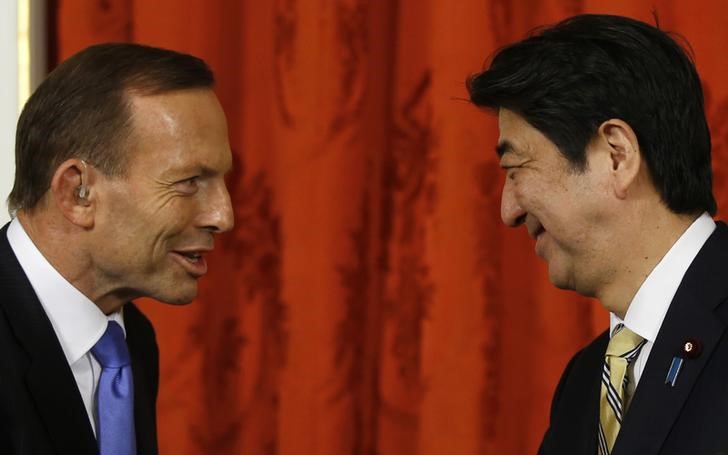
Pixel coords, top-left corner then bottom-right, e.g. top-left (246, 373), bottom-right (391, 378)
top-left (469, 14), bottom-right (728, 454)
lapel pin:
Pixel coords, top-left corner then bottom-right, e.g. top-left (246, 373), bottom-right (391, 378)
top-left (665, 337), bottom-right (702, 387)
top-left (665, 356), bottom-right (683, 387)
top-left (682, 338), bottom-right (702, 359)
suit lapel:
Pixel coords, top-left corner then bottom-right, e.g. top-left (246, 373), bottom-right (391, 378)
top-left (613, 223), bottom-right (728, 455)
top-left (125, 303), bottom-right (159, 455)
top-left (569, 332), bottom-right (607, 454)
top-left (0, 224), bottom-right (98, 454)
top-left (581, 335), bottom-right (607, 454)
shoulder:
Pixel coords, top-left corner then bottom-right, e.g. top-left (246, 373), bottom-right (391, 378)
top-left (552, 330), bottom-right (608, 406)
top-left (123, 302), bottom-right (158, 355)
top-left (123, 302), bottom-right (159, 389)
top-left (539, 330), bottom-right (608, 455)
top-left (124, 302), bottom-right (156, 334)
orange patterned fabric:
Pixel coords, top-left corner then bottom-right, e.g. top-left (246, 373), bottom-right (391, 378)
top-left (54, 1), bottom-right (728, 453)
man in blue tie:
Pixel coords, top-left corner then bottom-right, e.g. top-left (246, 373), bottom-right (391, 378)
top-left (469, 14), bottom-right (728, 454)
top-left (0, 43), bottom-right (234, 454)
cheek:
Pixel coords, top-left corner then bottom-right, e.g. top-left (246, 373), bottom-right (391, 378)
top-left (512, 179), bottom-right (548, 213)
top-left (98, 201), bottom-right (162, 255)
top-left (545, 201), bottom-right (597, 252)
top-left (161, 198), bottom-right (199, 229)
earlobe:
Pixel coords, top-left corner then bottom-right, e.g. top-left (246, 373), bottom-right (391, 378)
top-left (597, 119), bottom-right (641, 199)
top-left (51, 159), bottom-right (95, 228)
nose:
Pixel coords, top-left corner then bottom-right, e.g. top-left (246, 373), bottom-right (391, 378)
top-left (202, 180), bottom-right (234, 233)
top-left (500, 179), bottom-right (526, 227)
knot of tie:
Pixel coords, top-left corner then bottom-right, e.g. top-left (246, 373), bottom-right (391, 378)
top-left (91, 321), bottom-right (131, 369)
top-left (598, 323), bottom-right (646, 455)
top-left (606, 323), bottom-right (646, 362)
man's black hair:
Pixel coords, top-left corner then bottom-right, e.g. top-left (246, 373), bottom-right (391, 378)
top-left (468, 14), bottom-right (716, 216)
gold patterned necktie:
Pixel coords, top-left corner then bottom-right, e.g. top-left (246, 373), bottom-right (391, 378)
top-left (598, 324), bottom-right (646, 455)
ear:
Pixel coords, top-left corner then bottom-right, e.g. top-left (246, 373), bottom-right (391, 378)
top-left (596, 119), bottom-right (642, 199)
top-left (50, 159), bottom-right (96, 228)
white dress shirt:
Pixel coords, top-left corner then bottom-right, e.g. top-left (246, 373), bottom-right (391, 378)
top-left (6, 217), bottom-right (125, 436)
top-left (610, 212), bottom-right (715, 397)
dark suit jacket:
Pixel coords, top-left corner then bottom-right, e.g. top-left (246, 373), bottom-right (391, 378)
top-left (539, 222), bottom-right (728, 455)
top-left (0, 224), bottom-right (159, 454)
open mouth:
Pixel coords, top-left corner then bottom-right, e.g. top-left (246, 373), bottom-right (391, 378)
top-left (178, 251), bottom-right (203, 263)
top-left (530, 224), bottom-right (547, 258)
top-left (528, 221), bottom-right (545, 239)
top-left (170, 250), bottom-right (209, 277)
top-left (534, 225), bottom-right (545, 238)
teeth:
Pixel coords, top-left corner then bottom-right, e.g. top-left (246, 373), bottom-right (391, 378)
top-left (181, 252), bottom-right (201, 262)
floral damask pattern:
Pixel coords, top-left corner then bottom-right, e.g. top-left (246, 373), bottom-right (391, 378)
top-left (473, 162), bottom-right (505, 445)
top-left (330, 0), bottom-right (369, 138)
top-left (388, 70), bottom-right (436, 389)
top-left (274, 0), bottom-right (298, 127)
top-left (54, 1), bottom-right (728, 453)
top-left (336, 184), bottom-right (382, 455)
top-left (705, 86), bottom-right (728, 215)
top-left (194, 155), bottom-right (287, 453)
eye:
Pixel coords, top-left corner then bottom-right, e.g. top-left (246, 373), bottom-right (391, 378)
top-left (174, 176), bottom-right (200, 194)
top-left (500, 164), bottom-right (518, 180)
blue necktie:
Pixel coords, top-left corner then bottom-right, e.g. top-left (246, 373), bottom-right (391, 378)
top-left (91, 321), bottom-right (136, 455)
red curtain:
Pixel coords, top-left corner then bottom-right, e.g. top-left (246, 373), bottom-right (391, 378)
top-left (53, 1), bottom-right (728, 453)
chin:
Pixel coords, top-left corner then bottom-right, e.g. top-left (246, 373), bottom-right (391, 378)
top-left (551, 280), bottom-right (574, 291)
top-left (152, 283), bottom-right (199, 305)
top-left (547, 266), bottom-right (577, 291)
top-left (160, 295), bottom-right (196, 305)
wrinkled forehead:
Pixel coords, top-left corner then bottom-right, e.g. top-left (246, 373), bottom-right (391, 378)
top-left (123, 89), bottom-right (231, 174)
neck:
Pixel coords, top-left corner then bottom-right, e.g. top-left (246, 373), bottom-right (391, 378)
top-left (595, 209), bottom-right (699, 319)
top-left (17, 210), bottom-right (131, 315)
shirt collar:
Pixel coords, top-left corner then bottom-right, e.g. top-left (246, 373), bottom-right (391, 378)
top-left (610, 212), bottom-right (716, 340)
top-left (6, 218), bottom-right (125, 365)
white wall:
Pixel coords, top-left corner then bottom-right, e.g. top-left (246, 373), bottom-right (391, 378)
top-left (0, 1), bottom-right (19, 224)
top-left (0, 0), bottom-right (46, 225)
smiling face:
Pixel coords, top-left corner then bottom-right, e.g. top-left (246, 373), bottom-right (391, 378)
top-left (497, 108), bottom-right (613, 294)
top-left (89, 88), bottom-right (234, 305)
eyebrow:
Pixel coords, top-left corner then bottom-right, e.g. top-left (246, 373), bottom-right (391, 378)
top-left (167, 162), bottom-right (231, 180)
top-left (495, 140), bottom-right (514, 158)
top-left (202, 162), bottom-right (234, 177)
